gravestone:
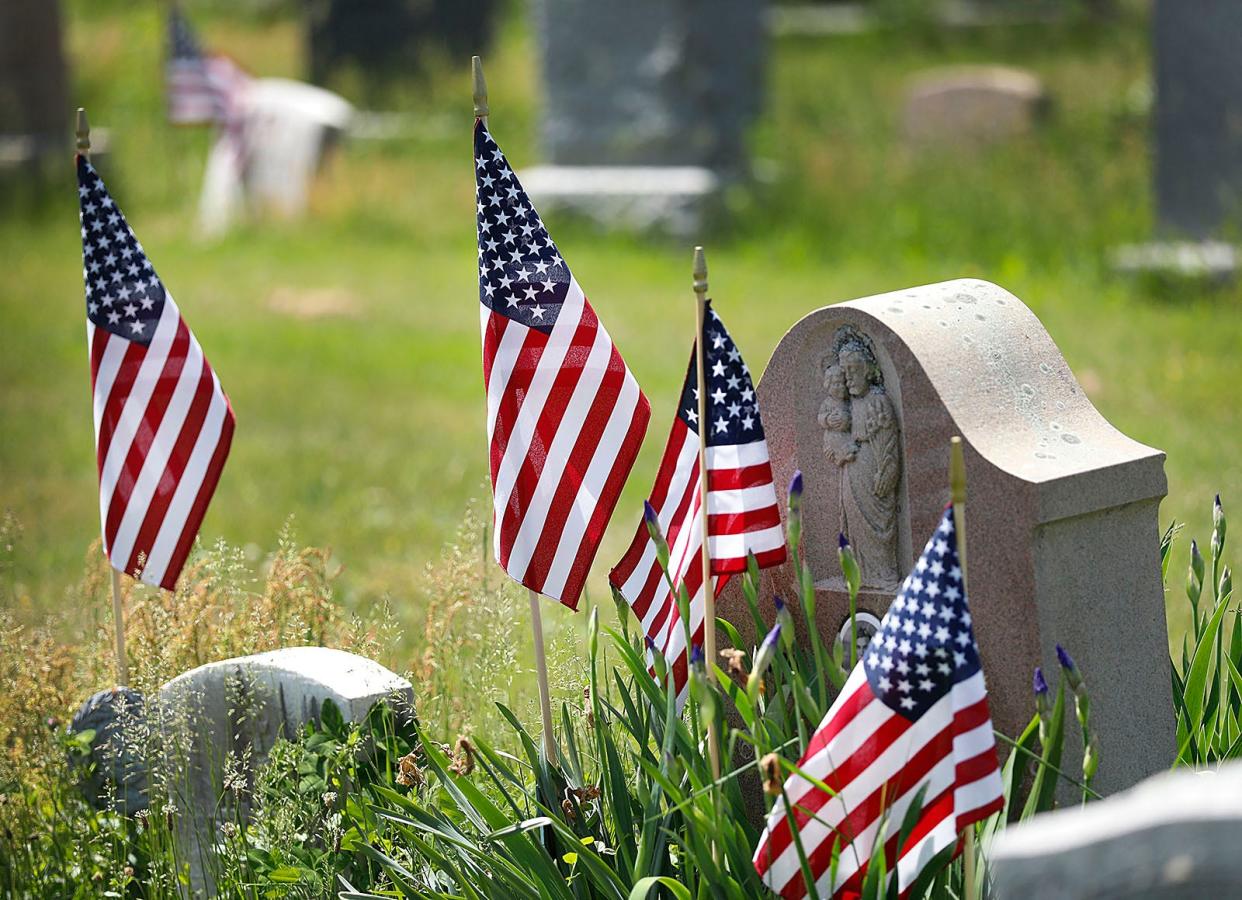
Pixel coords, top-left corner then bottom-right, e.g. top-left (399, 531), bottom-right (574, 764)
top-left (902, 66), bottom-right (1048, 148)
top-left (0, 0), bottom-right (69, 176)
top-left (156, 647), bottom-right (413, 893)
top-left (526, 0), bottom-right (764, 234)
top-left (716, 278), bottom-right (1172, 796)
top-left (1113, 2), bottom-right (1242, 277)
top-left (198, 78), bottom-right (353, 237)
top-left (1153, 0), bottom-right (1242, 239)
top-left (990, 764), bottom-right (1242, 898)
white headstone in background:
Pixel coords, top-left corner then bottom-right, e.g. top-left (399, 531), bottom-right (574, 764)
top-left (197, 78), bottom-right (353, 237)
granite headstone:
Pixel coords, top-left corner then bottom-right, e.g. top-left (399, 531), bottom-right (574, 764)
top-left (990, 764), bottom-right (1242, 898)
top-left (717, 278), bottom-right (1173, 797)
top-left (901, 66), bottom-right (1048, 147)
top-left (525, 0), bottom-right (764, 234)
top-left (1153, 0), bottom-right (1242, 239)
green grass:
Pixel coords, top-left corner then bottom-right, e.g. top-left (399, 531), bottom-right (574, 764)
top-left (2, 3), bottom-right (1239, 652)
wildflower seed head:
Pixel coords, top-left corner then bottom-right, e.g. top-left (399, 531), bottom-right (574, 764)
top-left (760, 753), bottom-right (782, 796)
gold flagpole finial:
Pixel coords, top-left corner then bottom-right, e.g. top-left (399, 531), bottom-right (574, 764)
top-left (472, 56), bottom-right (489, 120)
top-left (693, 245), bottom-right (708, 297)
top-left (75, 108), bottom-right (91, 158)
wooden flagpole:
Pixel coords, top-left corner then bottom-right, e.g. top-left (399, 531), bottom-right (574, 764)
top-left (949, 436), bottom-right (978, 899)
top-left (78, 106), bottom-right (131, 688)
top-left (473, 55), bottom-right (555, 761)
top-left (691, 247), bottom-right (722, 786)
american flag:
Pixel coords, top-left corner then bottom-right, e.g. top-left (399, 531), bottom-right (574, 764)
top-left (166, 5), bottom-right (249, 127)
top-left (610, 302), bottom-right (785, 704)
top-left (753, 506), bottom-right (1003, 899)
top-left (78, 156), bottom-right (235, 591)
top-left (475, 121), bottom-right (650, 610)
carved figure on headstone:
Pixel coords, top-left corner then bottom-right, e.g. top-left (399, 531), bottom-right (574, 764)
top-left (818, 363), bottom-right (858, 466)
top-left (831, 327), bottom-right (902, 590)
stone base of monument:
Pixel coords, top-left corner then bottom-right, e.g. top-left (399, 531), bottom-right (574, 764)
top-left (1111, 241), bottom-right (1237, 282)
top-left (989, 764), bottom-right (1242, 898)
top-left (156, 647), bottom-right (412, 895)
top-left (717, 277), bottom-right (1173, 807)
top-left (516, 165), bottom-right (721, 238)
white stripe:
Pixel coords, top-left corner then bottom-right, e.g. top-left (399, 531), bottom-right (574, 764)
top-left (953, 720), bottom-right (996, 761)
top-left (542, 366), bottom-right (643, 599)
top-left (894, 810), bottom-right (959, 894)
top-left (482, 306), bottom-right (524, 447)
top-left (819, 754), bottom-right (957, 895)
top-left (141, 374), bottom-right (228, 586)
top-left (490, 280), bottom-right (585, 568)
top-left (954, 769), bottom-right (1003, 818)
top-left (108, 330), bottom-right (207, 571)
top-left (763, 671), bottom-right (989, 892)
top-left (707, 524), bottom-right (785, 560)
top-left (96, 300), bottom-right (182, 552)
top-left (705, 440), bottom-right (771, 470)
top-left (764, 684), bottom-right (960, 891)
top-left (617, 430), bottom-right (699, 600)
top-left (706, 484), bottom-right (779, 515)
top-left (504, 316), bottom-right (612, 583)
top-left (90, 324), bottom-right (128, 449)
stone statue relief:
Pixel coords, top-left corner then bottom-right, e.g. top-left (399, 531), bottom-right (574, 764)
top-left (818, 327), bottom-right (902, 590)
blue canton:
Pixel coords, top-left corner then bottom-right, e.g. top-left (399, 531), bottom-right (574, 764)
top-left (678, 302), bottom-right (765, 445)
top-left (78, 156), bottom-right (166, 347)
top-left (862, 506), bottom-right (980, 720)
top-left (475, 123), bottom-right (570, 334)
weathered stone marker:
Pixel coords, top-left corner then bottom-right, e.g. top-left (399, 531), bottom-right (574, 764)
top-left (901, 66), bottom-right (1048, 148)
top-left (525, 0), bottom-right (764, 234)
top-left (1153, 0), bottom-right (1242, 239)
top-left (716, 278), bottom-right (1172, 796)
top-left (990, 763), bottom-right (1242, 898)
top-left (157, 647), bottom-right (412, 893)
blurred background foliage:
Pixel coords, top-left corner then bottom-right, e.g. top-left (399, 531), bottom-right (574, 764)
top-left (1, 0), bottom-right (1237, 658)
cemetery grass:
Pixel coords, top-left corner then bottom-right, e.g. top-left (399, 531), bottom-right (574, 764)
top-left (0, 486), bottom-right (1233, 897)
top-left (3, 1), bottom-right (1241, 658)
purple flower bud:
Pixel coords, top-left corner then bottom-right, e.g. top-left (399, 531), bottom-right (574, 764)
top-left (1055, 644), bottom-right (1076, 672)
top-left (773, 595), bottom-right (785, 613)
top-left (760, 621), bottom-right (782, 653)
top-left (689, 644), bottom-right (705, 667)
top-left (1033, 667), bottom-right (1049, 696)
top-left (838, 533), bottom-right (850, 550)
top-left (644, 635), bottom-right (656, 652)
top-left (788, 471), bottom-right (803, 505)
top-left (643, 500), bottom-right (659, 528)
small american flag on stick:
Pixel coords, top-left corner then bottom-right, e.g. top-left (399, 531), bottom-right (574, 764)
top-left (78, 155), bottom-right (235, 591)
top-left (753, 505), bottom-right (1003, 899)
top-left (166, 4), bottom-right (249, 127)
top-left (475, 120), bottom-right (650, 610)
top-left (610, 301), bottom-right (786, 703)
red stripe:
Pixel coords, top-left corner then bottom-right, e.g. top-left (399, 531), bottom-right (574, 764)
top-left (521, 332), bottom-right (628, 597)
top-left (953, 696), bottom-right (993, 734)
top-left (495, 310), bottom-right (596, 572)
top-left (124, 352), bottom-right (217, 578)
top-left (841, 785), bottom-right (957, 900)
top-left (88, 326), bottom-right (110, 392)
top-left (557, 381), bottom-right (649, 608)
top-left (714, 544), bottom-right (786, 574)
top-left (707, 502), bottom-right (782, 536)
top-left (104, 322), bottom-right (191, 555)
top-left (95, 340), bottom-right (147, 476)
top-left (954, 747), bottom-right (1000, 787)
top-left (788, 726), bottom-right (955, 899)
top-left (609, 418), bottom-right (692, 586)
top-left (486, 317), bottom-right (547, 490)
top-left (706, 462), bottom-right (776, 490)
top-left (158, 392), bottom-right (235, 590)
top-left (756, 685), bottom-right (898, 874)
